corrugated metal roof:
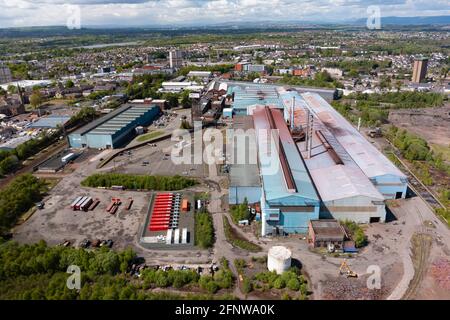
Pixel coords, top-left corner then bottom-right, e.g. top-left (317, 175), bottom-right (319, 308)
top-left (301, 92), bottom-right (406, 180)
top-left (30, 116), bottom-right (70, 128)
top-left (89, 105), bottom-right (156, 135)
top-left (230, 84), bottom-right (282, 112)
top-left (279, 91), bottom-right (385, 202)
top-left (253, 106), bottom-right (319, 206)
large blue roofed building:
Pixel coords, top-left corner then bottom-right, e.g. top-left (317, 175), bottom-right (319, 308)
top-left (68, 104), bottom-right (161, 149)
top-left (226, 83), bottom-right (407, 236)
top-left (253, 106), bottom-right (320, 235)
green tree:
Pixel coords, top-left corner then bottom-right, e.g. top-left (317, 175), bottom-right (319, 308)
top-left (29, 91), bottom-right (43, 116)
top-left (7, 85), bottom-right (17, 94)
top-left (181, 90), bottom-right (192, 109)
top-left (65, 80), bottom-right (74, 88)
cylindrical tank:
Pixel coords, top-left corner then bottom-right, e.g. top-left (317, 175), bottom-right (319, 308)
top-left (267, 246), bottom-right (292, 274)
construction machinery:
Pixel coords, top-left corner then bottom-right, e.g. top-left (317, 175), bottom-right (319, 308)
top-left (368, 127), bottom-right (382, 138)
top-left (339, 259), bottom-right (358, 278)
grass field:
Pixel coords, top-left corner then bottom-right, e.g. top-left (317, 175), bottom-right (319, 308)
top-left (136, 130), bottom-right (164, 142)
top-left (431, 143), bottom-right (450, 163)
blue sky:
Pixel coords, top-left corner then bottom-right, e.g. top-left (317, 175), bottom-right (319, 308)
top-left (0, 0), bottom-right (448, 28)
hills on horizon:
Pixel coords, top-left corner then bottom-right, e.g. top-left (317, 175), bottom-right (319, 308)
top-left (0, 15), bottom-right (448, 37)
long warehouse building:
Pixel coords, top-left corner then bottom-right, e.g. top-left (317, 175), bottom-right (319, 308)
top-left (253, 106), bottom-right (320, 235)
top-left (300, 92), bottom-right (408, 199)
top-left (69, 104), bottom-right (161, 149)
top-left (279, 89), bottom-right (387, 223)
top-left (228, 83), bottom-right (408, 235)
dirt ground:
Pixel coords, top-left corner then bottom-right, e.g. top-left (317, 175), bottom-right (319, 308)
top-left (13, 165), bottom-right (151, 250)
top-left (388, 105), bottom-right (450, 147)
top-left (13, 140), bottom-right (214, 266)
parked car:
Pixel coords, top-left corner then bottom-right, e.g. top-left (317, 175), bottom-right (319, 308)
top-left (79, 239), bottom-right (91, 248)
top-left (105, 239), bottom-right (114, 248)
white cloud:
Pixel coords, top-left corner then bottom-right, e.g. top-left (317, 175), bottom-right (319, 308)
top-left (0, 0), bottom-right (448, 28)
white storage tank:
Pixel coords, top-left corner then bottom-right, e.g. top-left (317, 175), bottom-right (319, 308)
top-left (267, 246), bottom-right (292, 275)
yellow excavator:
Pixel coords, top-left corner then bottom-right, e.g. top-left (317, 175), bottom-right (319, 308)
top-left (339, 259), bottom-right (358, 278)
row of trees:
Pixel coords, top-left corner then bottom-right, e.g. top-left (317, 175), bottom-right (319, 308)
top-left (331, 101), bottom-right (388, 127)
top-left (385, 126), bottom-right (432, 162)
top-left (324, 59), bottom-right (392, 75)
top-left (0, 241), bottom-right (237, 300)
top-left (0, 240), bottom-right (135, 280)
top-left (222, 216), bottom-right (261, 252)
top-left (81, 173), bottom-right (197, 191)
top-left (125, 74), bottom-right (192, 109)
top-left (347, 92), bottom-right (445, 109)
top-left (385, 126), bottom-right (449, 183)
top-left (252, 268), bottom-right (308, 298)
top-left (0, 174), bottom-right (46, 236)
top-left (194, 209), bottom-right (214, 249)
top-left (280, 71), bottom-right (344, 89)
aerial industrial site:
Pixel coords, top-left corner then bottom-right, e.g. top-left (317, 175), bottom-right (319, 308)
top-left (0, 1), bottom-right (449, 305)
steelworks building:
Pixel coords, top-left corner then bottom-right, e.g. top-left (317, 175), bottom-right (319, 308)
top-left (227, 83), bottom-right (408, 236)
top-left (68, 104), bottom-right (161, 149)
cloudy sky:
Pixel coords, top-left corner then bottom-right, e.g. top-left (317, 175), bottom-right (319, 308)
top-left (0, 0), bottom-right (448, 28)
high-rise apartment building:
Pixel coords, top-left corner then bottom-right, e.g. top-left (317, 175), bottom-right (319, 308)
top-left (412, 57), bottom-right (428, 83)
top-left (169, 50), bottom-right (183, 69)
top-left (0, 65), bottom-right (12, 84)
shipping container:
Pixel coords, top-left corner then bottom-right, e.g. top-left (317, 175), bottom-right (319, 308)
top-left (166, 229), bottom-right (173, 245)
top-left (80, 197), bottom-right (93, 211)
top-left (70, 196), bottom-right (83, 209)
top-left (173, 229), bottom-right (180, 244)
top-left (181, 228), bottom-right (188, 244)
top-left (75, 196), bottom-right (87, 210)
top-left (62, 152), bottom-right (77, 163)
top-left (125, 198), bottom-right (133, 210)
top-left (106, 201), bottom-right (116, 212)
top-left (90, 199), bottom-right (100, 211)
top-left (109, 205), bottom-right (119, 215)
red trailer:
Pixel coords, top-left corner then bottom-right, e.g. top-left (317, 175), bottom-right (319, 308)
top-left (106, 198), bottom-right (121, 213)
top-left (152, 213), bottom-right (171, 217)
top-left (152, 209), bottom-right (171, 213)
top-left (152, 217), bottom-right (170, 220)
top-left (154, 202), bottom-right (172, 206)
top-left (125, 198), bottom-right (133, 210)
top-left (106, 201), bottom-right (116, 212)
top-left (150, 220), bottom-right (169, 225)
top-left (151, 222), bottom-right (170, 227)
top-left (89, 199), bottom-right (100, 211)
top-left (149, 226), bottom-right (168, 231)
top-left (110, 205), bottom-right (119, 215)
